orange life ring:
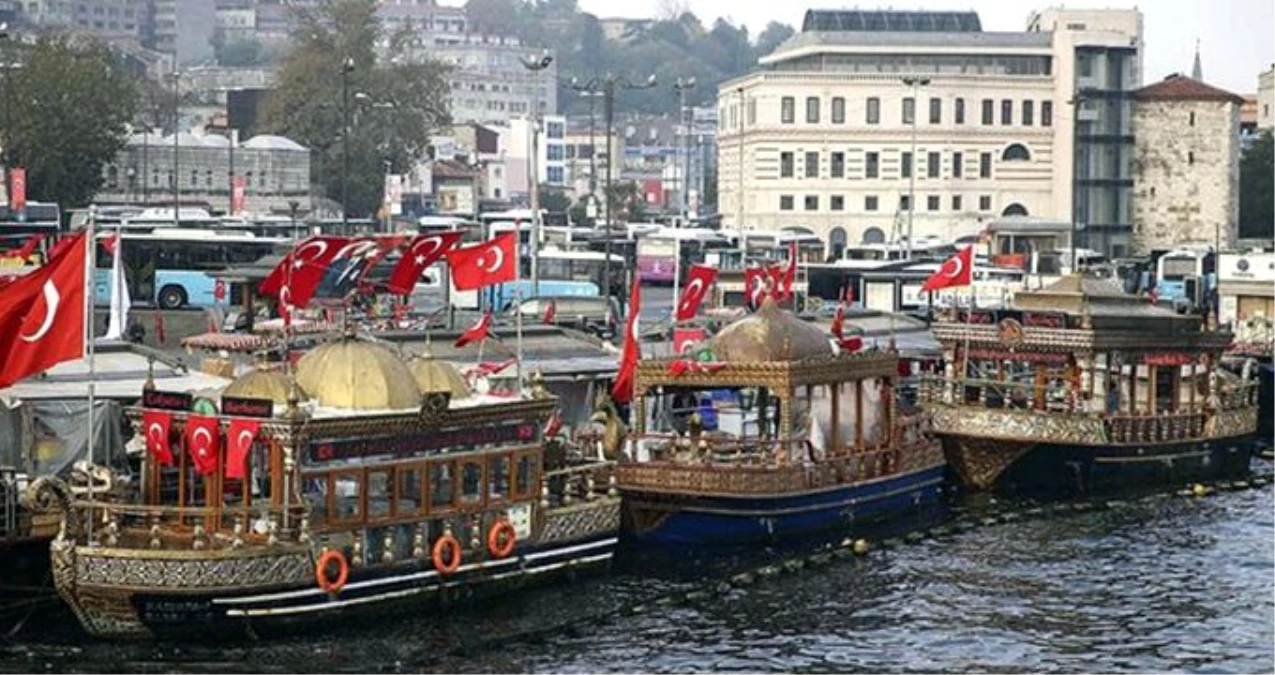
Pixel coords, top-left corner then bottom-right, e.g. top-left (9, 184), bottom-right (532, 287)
top-left (315, 549), bottom-right (349, 594)
top-left (432, 533), bottom-right (462, 575)
top-left (487, 519), bottom-right (517, 558)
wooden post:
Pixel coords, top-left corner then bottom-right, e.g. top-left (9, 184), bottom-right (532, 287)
top-left (177, 429), bottom-right (187, 522)
top-left (1147, 364), bottom-right (1158, 415)
top-left (830, 383), bottom-right (841, 455)
top-left (1128, 362), bottom-right (1137, 415)
top-left (853, 380), bottom-right (863, 450)
top-left (1033, 364), bottom-right (1046, 410)
top-left (1189, 361), bottom-right (1197, 412)
top-left (882, 377), bottom-right (893, 447)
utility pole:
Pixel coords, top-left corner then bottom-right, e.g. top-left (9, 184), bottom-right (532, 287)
top-left (1069, 89), bottom-right (1089, 274)
top-left (169, 68), bottom-right (180, 228)
top-left (673, 76), bottom-right (695, 226)
top-left (519, 51), bottom-right (553, 297)
top-left (341, 56), bottom-right (354, 234)
top-left (901, 75), bottom-right (930, 261)
top-left (736, 86), bottom-right (744, 251)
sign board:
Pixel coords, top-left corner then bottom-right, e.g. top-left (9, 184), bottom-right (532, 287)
top-left (673, 327), bottom-right (707, 354)
top-left (231, 177), bottom-right (246, 215)
top-left (222, 395), bottom-right (274, 419)
top-left (384, 174), bottom-right (403, 216)
top-left (1219, 252), bottom-right (1275, 283)
top-left (304, 422), bottom-right (537, 463)
top-left (437, 184), bottom-right (474, 215)
top-left (143, 389), bottom-right (193, 411)
top-left (9, 167), bottom-right (26, 214)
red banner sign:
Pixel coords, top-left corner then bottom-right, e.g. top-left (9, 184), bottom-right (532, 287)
top-left (231, 176), bottom-right (246, 215)
top-left (964, 347), bottom-right (1069, 364)
top-left (1142, 352), bottom-right (1193, 366)
top-left (10, 167), bottom-right (26, 213)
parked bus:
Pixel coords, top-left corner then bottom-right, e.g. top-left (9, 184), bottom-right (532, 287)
top-left (93, 229), bottom-right (287, 309)
top-left (453, 246), bottom-right (625, 311)
top-left (635, 227), bottom-right (732, 284)
top-left (1154, 248), bottom-right (1216, 310)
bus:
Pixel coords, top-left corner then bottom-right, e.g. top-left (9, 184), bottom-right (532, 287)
top-left (93, 229), bottom-right (287, 309)
top-left (1154, 248), bottom-right (1216, 310)
top-left (453, 246), bottom-right (625, 311)
top-left (635, 227), bottom-right (732, 284)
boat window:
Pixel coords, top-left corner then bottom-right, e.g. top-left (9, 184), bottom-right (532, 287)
top-left (397, 465), bottom-right (424, 515)
top-left (430, 462), bottom-right (455, 510)
top-left (489, 455), bottom-right (510, 500)
top-left (367, 469), bottom-right (392, 520)
top-left (515, 452), bottom-right (537, 496)
top-left (461, 461), bottom-right (483, 505)
top-left (333, 469), bottom-right (363, 523)
top-left (302, 472), bottom-right (330, 525)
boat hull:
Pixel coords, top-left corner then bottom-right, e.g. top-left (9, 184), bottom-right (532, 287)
top-left (940, 433), bottom-right (1255, 496)
top-left (620, 464), bottom-right (946, 546)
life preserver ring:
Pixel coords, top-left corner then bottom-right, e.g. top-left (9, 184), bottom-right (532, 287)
top-left (315, 549), bottom-right (349, 594)
top-left (432, 533), bottom-right (462, 575)
top-left (487, 519), bottom-right (517, 558)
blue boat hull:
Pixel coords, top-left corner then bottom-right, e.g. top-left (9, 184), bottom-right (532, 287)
top-left (620, 464), bottom-right (947, 546)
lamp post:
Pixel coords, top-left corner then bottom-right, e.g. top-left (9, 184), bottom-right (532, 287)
top-left (519, 52), bottom-right (553, 297)
top-left (672, 76), bottom-right (695, 226)
top-left (354, 91), bottom-right (396, 233)
top-left (1068, 88), bottom-right (1092, 273)
top-left (736, 86), bottom-right (744, 251)
top-left (168, 68), bottom-right (181, 228)
top-left (288, 199), bottom-right (301, 242)
top-left (340, 56), bottom-right (355, 234)
top-left (571, 72), bottom-right (657, 303)
top-left (901, 75), bottom-right (930, 261)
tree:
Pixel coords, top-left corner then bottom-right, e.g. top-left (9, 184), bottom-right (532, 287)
top-left (464, 0), bottom-right (525, 38)
top-left (754, 21), bottom-right (795, 59)
top-left (538, 186), bottom-right (571, 213)
top-left (5, 35), bottom-right (140, 208)
top-left (1239, 131), bottom-right (1273, 240)
top-left (262, 0), bottom-right (451, 219)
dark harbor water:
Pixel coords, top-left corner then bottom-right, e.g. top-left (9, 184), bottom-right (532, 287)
top-left (2, 477), bottom-right (1271, 674)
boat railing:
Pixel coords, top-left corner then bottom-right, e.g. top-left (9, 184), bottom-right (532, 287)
top-left (72, 499), bottom-right (306, 550)
top-left (1105, 412), bottom-right (1207, 444)
top-left (918, 375), bottom-right (1260, 413)
top-left (541, 460), bottom-right (618, 506)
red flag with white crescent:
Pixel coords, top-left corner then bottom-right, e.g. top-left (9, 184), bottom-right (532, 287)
top-left (2, 233), bottom-right (45, 261)
top-left (445, 233), bottom-right (517, 291)
top-left (455, 311), bottom-right (492, 348)
top-left (675, 264), bottom-right (717, 321)
top-left (225, 418), bottom-right (260, 480)
top-left (543, 298), bottom-right (556, 325)
top-left (743, 266), bottom-right (767, 310)
top-left (544, 408), bottom-right (563, 438)
top-left (259, 235), bottom-right (349, 305)
top-left (921, 246), bottom-right (973, 293)
top-left (472, 357), bottom-right (516, 378)
top-left (185, 415), bottom-right (221, 477)
top-left (831, 302), bottom-right (845, 341)
top-left (779, 241), bottom-right (797, 301)
top-left (0, 232), bottom-right (86, 388)
top-left (611, 276), bottom-right (642, 404)
top-left (387, 231), bottom-right (463, 294)
top-left (141, 410), bottom-right (174, 466)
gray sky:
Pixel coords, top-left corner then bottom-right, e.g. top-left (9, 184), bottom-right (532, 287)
top-left (573, 0), bottom-right (1273, 95)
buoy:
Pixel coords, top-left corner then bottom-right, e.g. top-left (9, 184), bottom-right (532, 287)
top-left (1191, 483), bottom-right (1209, 497)
top-left (852, 539), bottom-right (870, 555)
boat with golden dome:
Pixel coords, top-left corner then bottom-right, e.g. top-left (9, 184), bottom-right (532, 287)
top-left (29, 335), bottom-right (619, 640)
top-left (612, 299), bottom-right (947, 545)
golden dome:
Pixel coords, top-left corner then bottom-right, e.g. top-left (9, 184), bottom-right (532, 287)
top-left (406, 354), bottom-right (471, 400)
top-left (222, 367), bottom-right (306, 407)
top-left (295, 339), bottom-right (423, 410)
top-left (707, 298), bottom-right (834, 362)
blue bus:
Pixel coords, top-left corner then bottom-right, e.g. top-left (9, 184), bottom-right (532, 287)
top-left (1154, 248), bottom-right (1216, 310)
top-left (94, 229), bottom-right (287, 309)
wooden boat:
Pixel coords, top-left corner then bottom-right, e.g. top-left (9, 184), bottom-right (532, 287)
top-left (611, 299), bottom-right (946, 545)
top-left (922, 275), bottom-right (1261, 495)
top-left (28, 337), bottom-right (618, 640)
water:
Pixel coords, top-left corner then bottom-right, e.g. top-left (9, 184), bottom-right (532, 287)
top-left (2, 481), bottom-right (1271, 673)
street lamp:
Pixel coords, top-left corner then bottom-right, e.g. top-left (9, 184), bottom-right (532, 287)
top-left (901, 75), bottom-right (930, 261)
top-left (735, 86), bottom-right (744, 251)
top-left (354, 91), bottom-right (396, 233)
top-left (672, 76), bottom-right (695, 226)
top-left (340, 56), bottom-right (355, 234)
top-left (168, 68), bottom-right (181, 229)
top-left (288, 199), bottom-right (301, 242)
top-left (571, 72), bottom-right (657, 303)
top-left (519, 51), bottom-right (552, 297)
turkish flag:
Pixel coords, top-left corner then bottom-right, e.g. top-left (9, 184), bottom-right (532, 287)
top-left (544, 408), bottom-right (563, 438)
top-left (231, 176), bottom-right (246, 215)
top-left (99, 233), bottom-right (119, 256)
top-left (778, 242), bottom-right (797, 301)
top-left (2, 234), bottom-right (44, 261)
top-left (387, 232), bottom-right (463, 294)
top-left (472, 357), bottom-right (516, 378)
top-left (668, 359), bottom-right (726, 376)
top-left (611, 276), bottom-right (642, 404)
top-left (921, 246), bottom-right (973, 293)
top-left (839, 336), bottom-right (863, 352)
top-left (9, 167), bottom-right (25, 213)
top-left (316, 237), bottom-right (399, 298)
top-left (445, 233), bottom-right (516, 291)
top-left (675, 264), bottom-right (717, 321)
top-left (225, 418), bottom-right (260, 480)
top-left (185, 415), bottom-right (221, 477)
top-left (455, 311), bottom-right (492, 348)
top-left (543, 298), bottom-right (556, 324)
top-left (259, 236), bottom-right (349, 307)
top-left (831, 302), bottom-right (845, 340)
top-left (743, 266), bottom-right (768, 310)
top-left (141, 410), bottom-right (174, 466)
top-left (0, 232), bottom-right (86, 388)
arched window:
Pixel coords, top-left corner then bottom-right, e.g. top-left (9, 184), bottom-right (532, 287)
top-left (862, 226), bottom-right (886, 244)
top-left (1001, 203), bottom-right (1029, 217)
top-left (829, 226), bottom-right (848, 259)
top-left (1002, 143), bottom-right (1031, 161)
top-left (106, 165), bottom-right (118, 188)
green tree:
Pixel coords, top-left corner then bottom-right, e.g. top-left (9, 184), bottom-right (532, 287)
top-left (538, 186), bottom-right (571, 213)
top-left (4, 35), bottom-right (140, 208)
top-left (1240, 130), bottom-right (1273, 240)
top-left (754, 21), bottom-right (795, 60)
top-left (262, 0), bottom-right (451, 219)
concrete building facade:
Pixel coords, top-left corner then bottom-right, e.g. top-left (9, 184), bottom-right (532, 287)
top-left (1259, 65), bottom-right (1274, 131)
top-left (715, 8), bottom-right (1143, 257)
top-left (396, 33), bottom-right (557, 126)
top-left (1130, 75), bottom-right (1242, 255)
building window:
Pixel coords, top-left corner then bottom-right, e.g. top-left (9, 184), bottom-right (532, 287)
top-left (899, 195), bottom-right (911, 211)
top-left (981, 99), bottom-right (993, 125)
top-left (901, 152), bottom-right (912, 178)
top-left (865, 152), bottom-right (880, 178)
top-left (804, 195), bottom-right (818, 211)
top-left (806, 96), bottom-right (820, 123)
top-left (927, 195), bottom-right (940, 211)
top-left (979, 152), bottom-right (992, 178)
top-left (547, 144), bottom-right (564, 160)
top-left (546, 121), bottom-right (564, 138)
top-left (929, 97), bottom-right (941, 124)
top-left (1002, 144), bottom-right (1031, 161)
top-left (1188, 151), bottom-right (1195, 165)
top-left (955, 98), bottom-right (965, 124)
top-left (781, 96), bottom-right (795, 124)
top-left (546, 166), bottom-right (564, 183)
top-left (805, 151), bottom-right (818, 178)
top-left (1042, 101), bottom-right (1053, 126)
top-left (831, 195), bottom-right (844, 211)
top-left (191, 169), bottom-right (198, 187)
top-left (831, 97), bottom-right (845, 124)
top-left (866, 97), bottom-right (880, 124)
top-left (979, 195), bottom-right (991, 211)
top-left (747, 98), bottom-right (756, 125)
top-left (1189, 111), bottom-right (1196, 126)
top-left (865, 195), bottom-right (879, 211)
top-left (953, 151), bottom-right (964, 178)
top-left (1001, 99), bottom-right (1013, 125)
top-left (1078, 53), bottom-right (1093, 77)
top-left (831, 152), bottom-right (845, 178)
top-left (780, 195), bottom-right (794, 210)
top-left (927, 151), bottom-right (939, 178)
top-left (952, 195), bottom-right (963, 210)
top-left (780, 152), bottom-right (794, 178)
top-left (902, 97), bottom-right (915, 125)
top-left (1022, 100), bottom-right (1034, 126)
top-left (1002, 203), bottom-right (1029, 216)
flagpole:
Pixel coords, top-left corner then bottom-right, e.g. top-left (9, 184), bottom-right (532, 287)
top-left (671, 239), bottom-right (681, 326)
top-left (515, 251), bottom-right (525, 394)
top-left (85, 205), bottom-right (97, 543)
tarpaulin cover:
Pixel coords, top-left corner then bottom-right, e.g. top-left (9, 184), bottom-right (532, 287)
top-left (0, 399), bottom-right (130, 478)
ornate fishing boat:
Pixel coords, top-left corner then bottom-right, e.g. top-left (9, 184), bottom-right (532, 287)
top-left (611, 300), bottom-right (946, 545)
top-left (30, 337), bottom-right (618, 640)
top-left (922, 275), bottom-right (1261, 495)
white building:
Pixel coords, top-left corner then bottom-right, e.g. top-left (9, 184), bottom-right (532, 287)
top-left (716, 8), bottom-right (1143, 258)
top-left (505, 115), bottom-right (567, 200)
top-left (1259, 65), bottom-right (1274, 131)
